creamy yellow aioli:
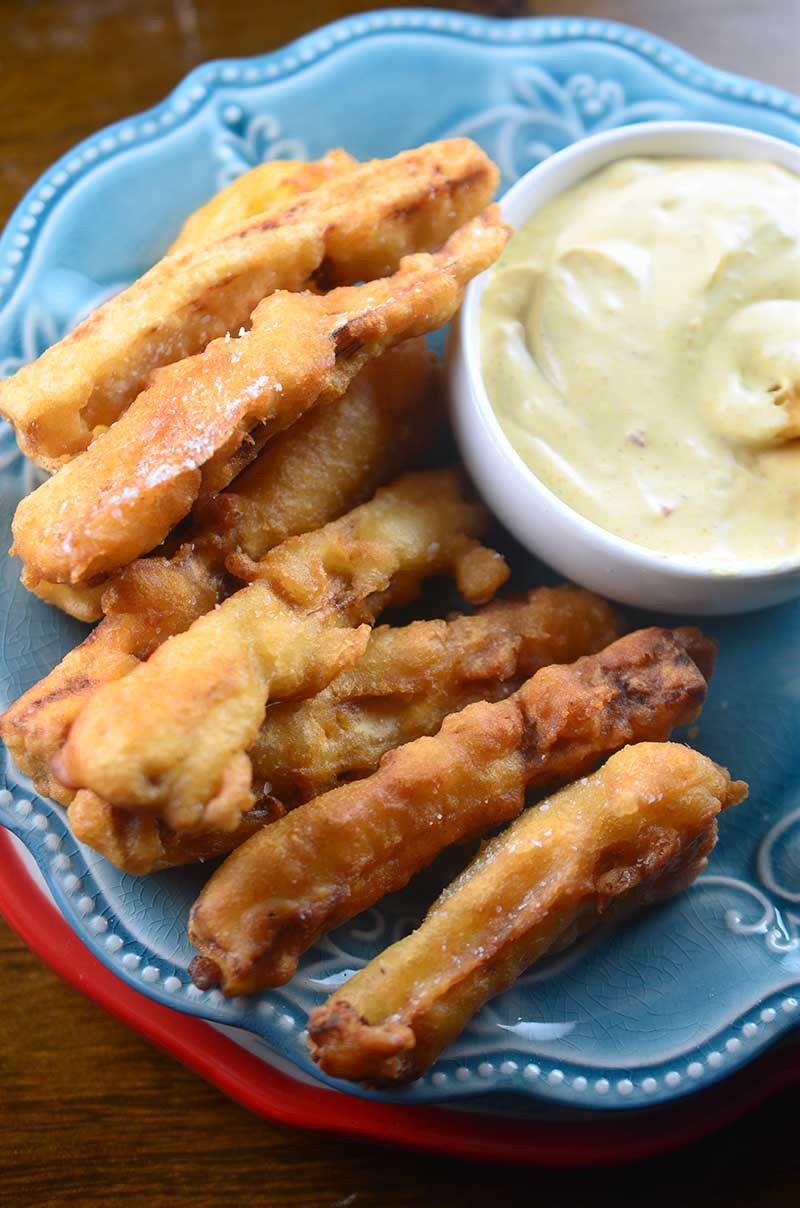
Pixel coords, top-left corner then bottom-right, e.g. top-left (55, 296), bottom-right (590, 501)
top-left (480, 158), bottom-right (800, 565)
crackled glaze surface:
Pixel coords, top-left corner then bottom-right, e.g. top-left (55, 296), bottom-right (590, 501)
top-left (1, 11), bottom-right (799, 1109)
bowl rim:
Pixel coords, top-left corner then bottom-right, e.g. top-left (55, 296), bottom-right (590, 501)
top-left (458, 119), bottom-right (800, 584)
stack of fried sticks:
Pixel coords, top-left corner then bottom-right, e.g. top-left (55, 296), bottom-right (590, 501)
top-left (0, 142), bottom-right (747, 1086)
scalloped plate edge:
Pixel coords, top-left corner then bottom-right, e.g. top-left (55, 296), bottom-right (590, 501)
top-left (2, 828), bottom-right (799, 1166)
top-left (3, 771), bottom-right (800, 1111)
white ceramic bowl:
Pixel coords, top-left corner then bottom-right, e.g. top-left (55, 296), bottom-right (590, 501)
top-left (450, 121), bottom-right (800, 615)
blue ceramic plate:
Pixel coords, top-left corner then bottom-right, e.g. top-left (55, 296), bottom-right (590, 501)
top-left (1, 10), bottom-right (799, 1111)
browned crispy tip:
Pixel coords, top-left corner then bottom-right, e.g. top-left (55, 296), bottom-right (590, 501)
top-left (188, 956), bottom-right (223, 991)
top-left (451, 542), bottom-right (510, 605)
top-left (308, 1002), bottom-right (415, 1085)
top-left (672, 625), bottom-right (717, 683)
top-left (66, 791), bottom-right (285, 875)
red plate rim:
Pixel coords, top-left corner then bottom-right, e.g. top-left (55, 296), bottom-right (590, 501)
top-left (2, 828), bottom-right (799, 1166)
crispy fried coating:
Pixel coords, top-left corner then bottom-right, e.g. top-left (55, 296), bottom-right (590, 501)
top-left (168, 151), bottom-right (358, 253)
top-left (1, 561), bottom-right (218, 806)
top-left (253, 586), bottom-right (621, 805)
top-left (67, 790), bottom-right (286, 876)
top-left (12, 208), bottom-right (508, 586)
top-left (56, 470), bottom-right (509, 833)
top-left (68, 586), bottom-right (619, 874)
top-left (187, 626), bottom-right (715, 995)
top-left (0, 343), bottom-right (442, 804)
top-left (308, 743), bottom-right (747, 1085)
top-left (193, 339), bottom-right (444, 565)
top-left (24, 579), bottom-right (107, 624)
top-left (23, 335), bottom-right (441, 621)
top-left (0, 138), bottom-right (496, 468)
top-left (23, 151), bottom-right (369, 622)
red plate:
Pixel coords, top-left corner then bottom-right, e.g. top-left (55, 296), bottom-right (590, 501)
top-left (2, 827), bottom-right (798, 1165)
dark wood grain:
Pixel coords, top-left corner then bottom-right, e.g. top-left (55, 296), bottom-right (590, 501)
top-left (1, 3), bottom-right (798, 1205)
top-left (2, 912), bottom-right (800, 1207)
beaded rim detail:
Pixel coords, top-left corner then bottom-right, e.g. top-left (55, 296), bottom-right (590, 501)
top-left (4, 786), bottom-right (799, 1105)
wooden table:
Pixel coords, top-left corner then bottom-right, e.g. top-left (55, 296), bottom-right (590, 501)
top-left (1, 3), bottom-right (798, 1205)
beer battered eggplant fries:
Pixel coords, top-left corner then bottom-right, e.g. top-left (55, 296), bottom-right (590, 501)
top-left (0, 138), bottom-right (494, 468)
top-left (12, 208), bottom-right (508, 587)
top-left (66, 586), bottom-right (620, 874)
top-left (1, 340), bottom-right (442, 803)
top-left (187, 627), bottom-right (715, 995)
top-left (22, 150), bottom-right (363, 623)
top-left (0, 137), bottom-right (749, 1086)
top-left (309, 744), bottom-right (746, 1086)
top-left (251, 586), bottom-right (621, 807)
top-left (55, 469), bottom-right (510, 833)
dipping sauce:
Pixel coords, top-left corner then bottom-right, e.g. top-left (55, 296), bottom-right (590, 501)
top-left (480, 158), bottom-right (800, 565)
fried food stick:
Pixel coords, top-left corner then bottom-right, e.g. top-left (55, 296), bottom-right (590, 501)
top-left (168, 151), bottom-right (358, 252)
top-left (252, 587), bottom-right (621, 806)
top-left (0, 341), bottom-right (442, 804)
top-left (56, 470), bottom-right (509, 833)
top-left (1, 138), bottom-right (495, 468)
top-left (308, 743), bottom-right (747, 1085)
top-left (22, 334), bottom-right (440, 621)
top-left (12, 208), bottom-right (508, 586)
top-left (67, 586), bottom-right (620, 874)
top-left (187, 627), bottom-right (715, 995)
top-left (25, 151), bottom-right (363, 623)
